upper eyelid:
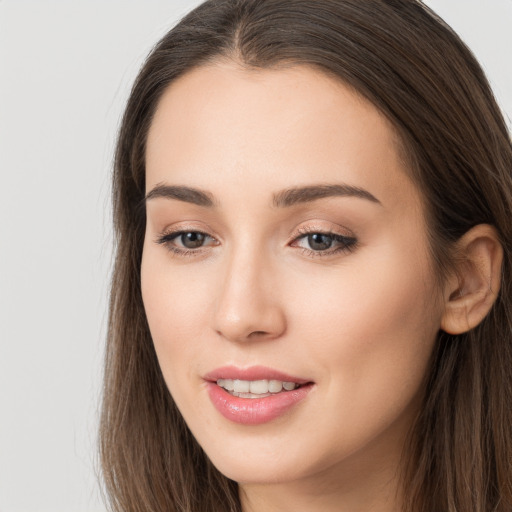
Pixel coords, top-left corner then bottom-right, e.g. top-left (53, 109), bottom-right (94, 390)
top-left (155, 223), bottom-right (355, 239)
top-left (290, 222), bottom-right (355, 239)
top-left (154, 220), bottom-right (357, 243)
top-left (156, 222), bottom-right (218, 238)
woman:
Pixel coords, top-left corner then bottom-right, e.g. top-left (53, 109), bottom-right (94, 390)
top-left (100, 1), bottom-right (512, 510)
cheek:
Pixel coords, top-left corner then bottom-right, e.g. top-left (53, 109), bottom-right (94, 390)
top-left (286, 241), bottom-right (441, 400)
top-left (141, 239), bottom-right (212, 330)
top-left (142, 276), bottom-right (208, 341)
top-left (140, 244), bottom-right (222, 405)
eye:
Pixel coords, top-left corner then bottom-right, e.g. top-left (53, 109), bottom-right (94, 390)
top-left (175, 231), bottom-right (208, 249)
top-left (156, 230), bottom-right (218, 254)
top-left (304, 233), bottom-right (335, 251)
top-left (292, 230), bottom-right (357, 256)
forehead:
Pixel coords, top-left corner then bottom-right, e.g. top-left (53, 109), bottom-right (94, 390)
top-left (145, 61), bottom-right (420, 211)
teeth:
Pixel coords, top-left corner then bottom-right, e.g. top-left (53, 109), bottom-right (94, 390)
top-left (217, 378), bottom-right (299, 395)
top-left (233, 380), bottom-right (250, 393)
top-left (223, 379), bottom-right (234, 391)
top-left (249, 380), bottom-right (268, 394)
top-left (268, 380), bottom-right (283, 393)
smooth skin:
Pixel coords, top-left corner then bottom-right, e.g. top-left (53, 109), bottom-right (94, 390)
top-left (141, 62), bottom-right (502, 512)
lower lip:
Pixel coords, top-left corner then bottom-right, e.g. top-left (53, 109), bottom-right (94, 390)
top-left (206, 382), bottom-right (313, 425)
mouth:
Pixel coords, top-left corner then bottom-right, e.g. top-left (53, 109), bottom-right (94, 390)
top-left (216, 378), bottom-right (302, 398)
top-left (204, 366), bottom-right (314, 425)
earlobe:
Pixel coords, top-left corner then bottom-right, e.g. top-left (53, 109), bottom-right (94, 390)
top-left (441, 224), bottom-right (503, 335)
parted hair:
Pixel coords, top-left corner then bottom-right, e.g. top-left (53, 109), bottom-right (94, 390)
top-left (100, 1), bottom-right (512, 510)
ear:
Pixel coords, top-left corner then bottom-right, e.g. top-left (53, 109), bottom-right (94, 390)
top-left (441, 224), bottom-right (503, 335)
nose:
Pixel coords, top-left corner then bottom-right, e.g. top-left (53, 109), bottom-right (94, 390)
top-left (212, 246), bottom-right (287, 343)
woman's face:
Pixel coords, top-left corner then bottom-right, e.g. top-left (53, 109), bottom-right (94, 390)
top-left (142, 62), bottom-right (445, 489)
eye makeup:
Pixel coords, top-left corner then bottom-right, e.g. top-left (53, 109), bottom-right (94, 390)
top-left (155, 228), bottom-right (219, 257)
top-left (291, 226), bottom-right (358, 257)
top-left (154, 223), bottom-right (358, 260)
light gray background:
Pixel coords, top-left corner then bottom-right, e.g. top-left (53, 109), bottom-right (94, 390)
top-left (0, 1), bottom-right (510, 511)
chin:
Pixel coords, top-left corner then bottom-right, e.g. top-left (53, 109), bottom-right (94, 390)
top-left (195, 429), bottom-right (332, 486)
top-left (210, 456), bottom-right (302, 485)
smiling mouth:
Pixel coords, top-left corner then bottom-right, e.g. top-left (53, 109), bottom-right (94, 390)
top-left (206, 369), bottom-right (314, 424)
top-left (216, 378), bottom-right (302, 398)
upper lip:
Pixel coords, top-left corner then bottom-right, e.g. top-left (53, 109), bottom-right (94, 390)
top-left (203, 365), bottom-right (311, 384)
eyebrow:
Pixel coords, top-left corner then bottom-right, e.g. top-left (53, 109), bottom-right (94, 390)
top-left (272, 184), bottom-right (381, 207)
top-left (145, 184), bottom-right (216, 207)
top-left (144, 182), bottom-right (381, 208)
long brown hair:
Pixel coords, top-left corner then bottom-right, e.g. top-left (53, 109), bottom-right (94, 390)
top-left (100, 1), bottom-right (512, 510)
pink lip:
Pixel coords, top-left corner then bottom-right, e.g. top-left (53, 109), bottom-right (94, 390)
top-left (204, 366), bottom-right (313, 426)
top-left (203, 365), bottom-right (311, 384)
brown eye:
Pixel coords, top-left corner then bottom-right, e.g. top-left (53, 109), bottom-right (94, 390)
top-left (307, 233), bottom-right (333, 251)
top-left (156, 230), bottom-right (217, 254)
top-left (293, 231), bottom-right (358, 256)
top-left (178, 232), bottom-right (207, 249)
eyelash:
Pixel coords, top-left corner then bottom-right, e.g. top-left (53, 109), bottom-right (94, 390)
top-left (155, 229), bottom-right (218, 257)
top-left (155, 227), bottom-right (358, 258)
top-left (291, 227), bottom-right (358, 257)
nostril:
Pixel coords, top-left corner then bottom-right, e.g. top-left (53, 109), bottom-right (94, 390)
top-left (249, 330), bottom-right (269, 338)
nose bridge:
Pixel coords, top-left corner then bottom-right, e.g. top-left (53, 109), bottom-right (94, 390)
top-left (213, 236), bottom-right (286, 342)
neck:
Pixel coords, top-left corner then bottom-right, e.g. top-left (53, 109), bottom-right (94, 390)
top-left (238, 415), bottom-right (410, 512)
top-left (239, 463), bottom-right (402, 512)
